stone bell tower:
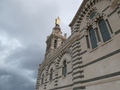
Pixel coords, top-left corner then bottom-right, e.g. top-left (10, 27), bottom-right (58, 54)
top-left (45, 17), bottom-right (67, 58)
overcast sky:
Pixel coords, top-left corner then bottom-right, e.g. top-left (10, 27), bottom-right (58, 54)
top-left (0, 0), bottom-right (83, 90)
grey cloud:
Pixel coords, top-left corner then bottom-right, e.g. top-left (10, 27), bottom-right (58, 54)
top-left (0, 74), bottom-right (34, 90)
top-left (0, 43), bottom-right (8, 51)
top-left (0, 0), bottom-right (59, 46)
top-left (0, 45), bottom-right (40, 90)
top-left (0, 44), bottom-right (5, 51)
top-left (5, 44), bottom-right (43, 77)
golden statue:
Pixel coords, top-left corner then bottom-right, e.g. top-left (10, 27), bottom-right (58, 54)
top-left (55, 17), bottom-right (60, 25)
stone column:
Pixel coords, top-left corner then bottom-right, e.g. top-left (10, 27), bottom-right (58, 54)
top-left (93, 24), bottom-right (101, 44)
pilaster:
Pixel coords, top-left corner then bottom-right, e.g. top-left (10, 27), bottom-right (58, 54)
top-left (71, 37), bottom-right (85, 90)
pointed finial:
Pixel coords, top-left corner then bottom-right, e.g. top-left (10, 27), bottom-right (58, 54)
top-left (55, 17), bottom-right (60, 26)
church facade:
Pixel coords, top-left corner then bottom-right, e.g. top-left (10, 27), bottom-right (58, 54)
top-left (36, 0), bottom-right (120, 90)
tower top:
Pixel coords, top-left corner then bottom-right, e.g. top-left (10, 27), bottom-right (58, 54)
top-left (55, 17), bottom-right (60, 26)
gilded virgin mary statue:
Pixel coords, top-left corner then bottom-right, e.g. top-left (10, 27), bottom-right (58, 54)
top-left (55, 17), bottom-right (60, 25)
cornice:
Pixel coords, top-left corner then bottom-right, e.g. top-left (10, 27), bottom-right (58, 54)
top-left (69, 0), bottom-right (105, 28)
top-left (69, 0), bottom-right (88, 27)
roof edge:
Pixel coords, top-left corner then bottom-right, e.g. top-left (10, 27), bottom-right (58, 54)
top-left (69, 0), bottom-right (88, 27)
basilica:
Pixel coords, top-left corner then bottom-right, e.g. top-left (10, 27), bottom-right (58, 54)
top-left (36, 0), bottom-right (120, 90)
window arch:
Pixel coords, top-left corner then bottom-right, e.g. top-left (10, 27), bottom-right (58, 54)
top-left (98, 19), bottom-right (111, 42)
top-left (89, 28), bottom-right (98, 49)
top-left (49, 69), bottom-right (53, 81)
top-left (62, 60), bottom-right (67, 76)
top-left (41, 74), bottom-right (44, 84)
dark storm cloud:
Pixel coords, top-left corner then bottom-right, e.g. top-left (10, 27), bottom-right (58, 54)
top-left (0, 44), bottom-right (42, 90)
top-left (0, 0), bottom-right (82, 90)
top-left (0, 73), bottom-right (34, 90)
top-left (5, 44), bottom-right (44, 78)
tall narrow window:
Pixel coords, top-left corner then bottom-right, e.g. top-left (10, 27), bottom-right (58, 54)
top-left (98, 19), bottom-right (111, 42)
top-left (54, 40), bottom-right (57, 49)
top-left (86, 35), bottom-right (90, 48)
top-left (89, 28), bottom-right (98, 49)
top-left (49, 69), bottom-right (53, 81)
top-left (62, 60), bottom-right (67, 76)
top-left (41, 74), bottom-right (44, 84)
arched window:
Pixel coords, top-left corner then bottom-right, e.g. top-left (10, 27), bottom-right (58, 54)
top-left (89, 28), bottom-right (98, 49)
top-left (98, 19), bottom-right (111, 42)
top-left (90, 12), bottom-right (96, 19)
top-left (54, 40), bottom-right (57, 49)
top-left (49, 69), bottom-right (53, 81)
top-left (41, 74), bottom-right (44, 84)
top-left (62, 60), bottom-right (67, 76)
